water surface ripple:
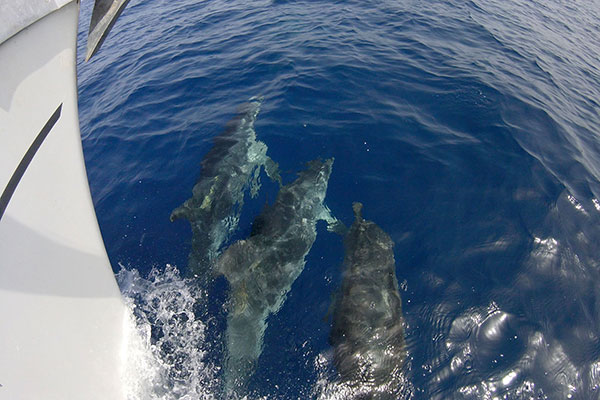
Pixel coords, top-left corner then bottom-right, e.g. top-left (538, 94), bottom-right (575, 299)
top-left (77, 0), bottom-right (600, 398)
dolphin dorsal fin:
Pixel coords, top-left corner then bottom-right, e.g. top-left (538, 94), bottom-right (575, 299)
top-left (170, 203), bottom-right (190, 222)
top-left (352, 202), bottom-right (364, 221)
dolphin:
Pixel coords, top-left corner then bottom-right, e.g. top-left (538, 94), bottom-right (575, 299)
top-left (171, 97), bottom-right (280, 279)
top-left (216, 157), bottom-right (340, 396)
top-left (329, 202), bottom-right (408, 400)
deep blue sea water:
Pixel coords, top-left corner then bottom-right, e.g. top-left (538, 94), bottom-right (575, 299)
top-left (76, 0), bottom-right (600, 398)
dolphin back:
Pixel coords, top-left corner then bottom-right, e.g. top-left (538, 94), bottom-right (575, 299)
top-left (216, 157), bottom-right (338, 396)
top-left (215, 239), bottom-right (258, 282)
top-left (330, 203), bottom-right (408, 398)
top-left (170, 97), bottom-right (282, 278)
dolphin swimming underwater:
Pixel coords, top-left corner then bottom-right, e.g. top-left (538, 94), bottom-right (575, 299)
top-left (171, 97), bottom-right (280, 279)
top-left (329, 202), bottom-right (409, 400)
top-left (216, 158), bottom-right (341, 396)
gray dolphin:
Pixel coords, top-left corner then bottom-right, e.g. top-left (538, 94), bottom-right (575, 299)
top-left (329, 202), bottom-right (408, 400)
top-left (216, 158), bottom-right (340, 396)
top-left (171, 97), bottom-right (280, 279)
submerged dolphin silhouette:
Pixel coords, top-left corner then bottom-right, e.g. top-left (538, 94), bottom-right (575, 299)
top-left (216, 158), bottom-right (340, 396)
top-left (171, 97), bottom-right (280, 279)
top-left (329, 202), bottom-right (408, 400)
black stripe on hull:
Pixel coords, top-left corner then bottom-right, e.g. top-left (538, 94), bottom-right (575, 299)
top-left (0, 103), bottom-right (63, 221)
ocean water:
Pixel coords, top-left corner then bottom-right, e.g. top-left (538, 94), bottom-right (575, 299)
top-left (76, 0), bottom-right (600, 399)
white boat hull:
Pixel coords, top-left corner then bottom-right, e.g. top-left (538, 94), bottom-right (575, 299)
top-left (0, 2), bottom-right (127, 398)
